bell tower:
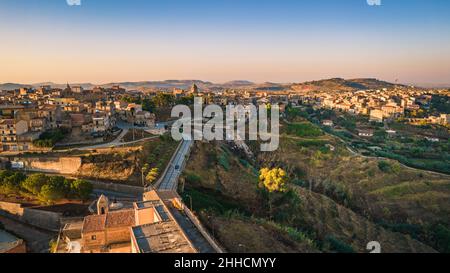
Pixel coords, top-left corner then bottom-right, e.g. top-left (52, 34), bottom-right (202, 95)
top-left (97, 194), bottom-right (109, 215)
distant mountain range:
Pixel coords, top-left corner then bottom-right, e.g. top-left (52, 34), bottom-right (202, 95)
top-left (1, 78), bottom-right (445, 92)
top-left (0, 80), bottom-right (215, 92)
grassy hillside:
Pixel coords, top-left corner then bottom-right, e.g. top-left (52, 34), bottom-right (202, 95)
top-left (181, 138), bottom-right (442, 253)
top-left (291, 78), bottom-right (399, 92)
top-left (248, 118), bottom-right (450, 252)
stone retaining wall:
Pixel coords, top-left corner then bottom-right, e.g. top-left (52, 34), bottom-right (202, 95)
top-left (0, 201), bottom-right (62, 231)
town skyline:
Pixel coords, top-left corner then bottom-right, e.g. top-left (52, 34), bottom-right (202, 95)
top-left (1, 77), bottom-right (449, 89)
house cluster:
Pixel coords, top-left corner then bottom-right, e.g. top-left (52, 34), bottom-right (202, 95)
top-left (0, 104), bottom-right (59, 152)
top-left (0, 84), bottom-right (155, 152)
top-left (296, 87), bottom-right (449, 125)
top-left (179, 85), bottom-right (290, 114)
top-left (58, 190), bottom-right (197, 253)
top-left (405, 114), bottom-right (450, 127)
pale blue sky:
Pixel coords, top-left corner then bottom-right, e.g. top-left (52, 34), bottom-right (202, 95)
top-left (1, 0), bottom-right (450, 84)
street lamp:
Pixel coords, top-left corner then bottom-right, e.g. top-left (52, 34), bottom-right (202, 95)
top-left (186, 194), bottom-right (193, 211)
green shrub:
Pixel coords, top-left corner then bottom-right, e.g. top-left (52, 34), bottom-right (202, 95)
top-left (431, 224), bottom-right (450, 253)
top-left (287, 123), bottom-right (323, 137)
top-left (325, 235), bottom-right (355, 253)
top-left (0, 171), bottom-right (92, 202)
top-left (71, 179), bottom-right (94, 200)
top-left (185, 173), bottom-right (202, 184)
top-left (33, 129), bottom-right (68, 147)
top-left (298, 140), bottom-right (328, 147)
top-left (0, 171), bottom-right (26, 194)
top-left (21, 173), bottom-right (48, 195)
top-left (182, 188), bottom-right (246, 215)
top-left (380, 222), bottom-right (422, 240)
top-left (378, 161), bottom-right (394, 173)
top-left (218, 153), bottom-right (230, 171)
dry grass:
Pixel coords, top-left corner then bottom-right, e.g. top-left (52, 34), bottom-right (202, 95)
top-left (199, 212), bottom-right (320, 253)
top-left (292, 186), bottom-right (437, 253)
top-left (183, 140), bottom-right (440, 253)
top-left (255, 128), bottom-right (450, 226)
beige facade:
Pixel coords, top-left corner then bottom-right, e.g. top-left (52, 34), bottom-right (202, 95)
top-left (370, 109), bottom-right (384, 122)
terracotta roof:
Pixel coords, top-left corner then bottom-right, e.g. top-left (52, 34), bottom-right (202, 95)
top-left (106, 209), bottom-right (135, 229)
top-left (40, 105), bottom-right (57, 110)
top-left (0, 119), bottom-right (14, 125)
top-left (82, 214), bottom-right (106, 233)
top-left (82, 209), bottom-right (135, 234)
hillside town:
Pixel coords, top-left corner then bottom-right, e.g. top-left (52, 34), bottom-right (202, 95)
top-left (305, 87), bottom-right (450, 126)
top-left (1, 81), bottom-right (449, 154)
top-left (0, 84), bottom-right (156, 153)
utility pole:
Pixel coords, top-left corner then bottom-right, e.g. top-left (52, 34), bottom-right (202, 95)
top-left (186, 194), bottom-right (193, 211)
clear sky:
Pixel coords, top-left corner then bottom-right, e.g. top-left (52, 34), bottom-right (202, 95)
top-left (1, 0), bottom-right (450, 85)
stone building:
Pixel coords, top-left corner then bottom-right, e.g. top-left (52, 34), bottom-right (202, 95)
top-left (190, 83), bottom-right (199, 95)
top-left (73, 191), bottom-right (197, 254)
top-left (81, 195), bottom-right (135, 253)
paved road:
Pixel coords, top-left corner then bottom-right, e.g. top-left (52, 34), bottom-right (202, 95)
top-left (77, 128), bottom-right (129, 150)
top-left (152, 135), bottom-right (219, 253)
top-left (157, 140), bottom-right (193, 191)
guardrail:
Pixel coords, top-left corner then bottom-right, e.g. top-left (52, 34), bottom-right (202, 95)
top-left (164, 191), bottom-right (225, 253)
top-left (182, 203), bottom-right (225, 253)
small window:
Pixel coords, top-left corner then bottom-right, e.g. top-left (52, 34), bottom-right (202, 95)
top-left (91, 235), bottom-right (97, 240)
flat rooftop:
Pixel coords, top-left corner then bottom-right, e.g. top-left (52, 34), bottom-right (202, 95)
top-left (132, 200), bottom-right (196, 253)
top-left (135, 200), bottom-right (163, 210)
top-left (132, 221), bottom-right (196, 253)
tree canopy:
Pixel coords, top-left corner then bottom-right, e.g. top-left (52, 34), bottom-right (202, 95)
top-left (259, 168), bottom-right (288, 193)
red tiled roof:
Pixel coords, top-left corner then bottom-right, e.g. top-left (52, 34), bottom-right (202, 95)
top-left (82, 214), bottom-right (106, 233)
top-left (106, 209), bottom-right (135, 229)
top-left (0, 119), bottom-right (14, 125)
top-left (82, 209), bottom-right (135, 234)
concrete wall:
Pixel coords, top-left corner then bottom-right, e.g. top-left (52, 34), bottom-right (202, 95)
top-left (21, 208), bottom-right (62, 230)
top-left (90, 181), bottom-right (144, 196)
top-left (0, 201), bottom-right (23, 216)
top-left (0, 201), bottom-right (62, 231)
top-left (19, 157), bottom-right (82, 174)
top-left (183, 206), bottom-right (225, 253)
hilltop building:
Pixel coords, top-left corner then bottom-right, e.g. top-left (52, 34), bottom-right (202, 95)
top-left (190, 83), bottom-right (199, 95)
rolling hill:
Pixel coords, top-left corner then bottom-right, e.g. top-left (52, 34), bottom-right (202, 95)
top-left (1, 78), bottom-right (402, 92)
